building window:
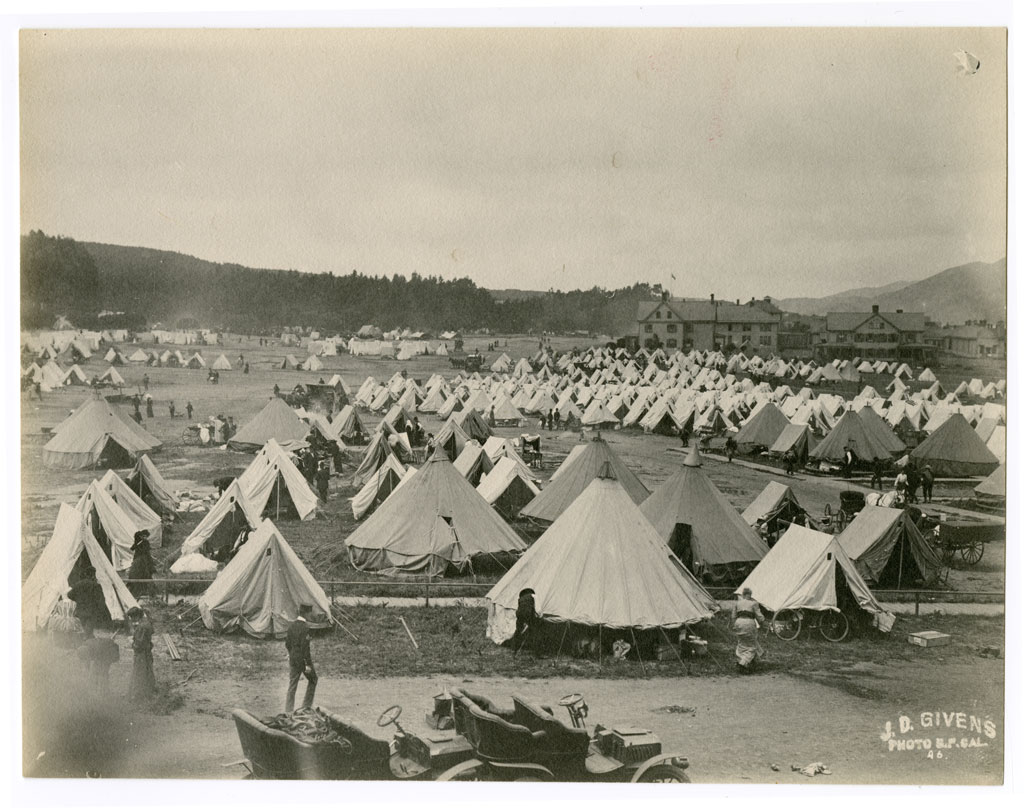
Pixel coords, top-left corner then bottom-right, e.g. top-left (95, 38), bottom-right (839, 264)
top-left (742, 324), bottom-right (752, 332)
top-left (760, 336), bottom-right (772, 346)
top-left (666, 310), bottom-right (672, 319)
top-left (727, 324), bottom-right (734, 332)
top-left (644, 324), bottom-right (653, 333)
top-left (667, 324), bottom-right (677, 333)
top-left (655, 311), bottom-right (661, 319)
top-left (666, 338), bottom-right (678, 348)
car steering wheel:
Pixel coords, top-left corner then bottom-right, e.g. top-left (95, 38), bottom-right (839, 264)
top-left (377, 705), bottom-right (403, 727)
top-left (558, 693), bottom-right (584, 708)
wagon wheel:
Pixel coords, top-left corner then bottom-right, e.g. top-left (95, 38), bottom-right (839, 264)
top-left (818, 610), bottom-right (850, 643)
top-left (823, 503), bottom-right (833, 524)
top-left (959, 541), bottom-right (984, 565)
top-left (771, 609), bottom-right (802, 641)
top-left (834, 509), bottom-right (848, 533)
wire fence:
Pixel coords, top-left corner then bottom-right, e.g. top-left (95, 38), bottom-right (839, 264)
top-left (128, 578), bottom-right (1004, 615)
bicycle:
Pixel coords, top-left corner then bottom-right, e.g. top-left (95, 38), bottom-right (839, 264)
top-left (770, 608), bottom-right (849, 642)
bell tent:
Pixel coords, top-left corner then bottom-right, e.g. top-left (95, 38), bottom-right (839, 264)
top-left (910, 413), bottom-right (1000, 477)
top-left (43, 395), bottom-right (162, 470)
top-left (485, 468), bottom-right (718, 649)
top-left (227, 397), bottom-right (311, 452)
top-left (639, 445), bottom-right (767, 583)
top-left (197, 519), bottom-right (332, 638)
top-left (345, 449), bottom-right (527, 577)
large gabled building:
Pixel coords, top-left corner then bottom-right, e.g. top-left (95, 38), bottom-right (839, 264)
top-left (814, 305), bottom-right (932, 362)
top-left (637, 294), bottom-right (782, 353)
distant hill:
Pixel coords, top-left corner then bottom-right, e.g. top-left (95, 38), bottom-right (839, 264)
top-left (21, 231), bottom-right (658, 336)
top-left (777, 259), bottom-right (1006, 325)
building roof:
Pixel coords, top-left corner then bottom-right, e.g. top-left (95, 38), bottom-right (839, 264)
top-left (824, 311), bottom-right (926, 333)
top-left (638, 298), bottom-right (781, 324)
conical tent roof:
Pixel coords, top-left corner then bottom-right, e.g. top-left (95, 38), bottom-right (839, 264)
top-left (236, 438), bottom-right (319, 520)
top-left (738, 524), bottom-right (891, 620)
top-left (198, 519), bottom-right (332, 638)
top-left (974, 464), bottom-right (1005, 499)
top-left (125, 454), bottom-right (179, 516)
top-left (345, 449), bottom-right (527, 576)
top-left (486, 475), bottom-right (718, 644)
top-left (734, 402), bottom-right (790, 448)
top-left (43, 395), bottom-right (161, 470)
top-left (810, 410), bottom-right (893, 463)
top-left (228, 397), bottom-right (310, 451)
top-left (521, 437), bottom-right (649, 523)
top-left (910, 413), bottom-right (999, 477)
top-left (838, 505), bottom-right (942, 587)
top-left (476, 456), bottom-right (540, 516)
top-left (175, 480), bottom-right (263, 562)
top-left (854, 405), bottom-right (907, 454)
top-left (212, 354), bottom-right (233, 370)
top-left (23, 504), bottom-right (139, 631)
top-left (640, 446), bottom-right (767, 571)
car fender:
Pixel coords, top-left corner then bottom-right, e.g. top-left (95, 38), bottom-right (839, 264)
top-left (630, 753), bottom-right (690, 782)
top-left (488, 760), bottom-right (555, 781)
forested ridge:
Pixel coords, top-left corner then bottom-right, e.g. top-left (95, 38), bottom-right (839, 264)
top-left (21, 231), bottom-right (657, 336)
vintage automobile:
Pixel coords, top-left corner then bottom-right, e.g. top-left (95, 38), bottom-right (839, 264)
top-left (434, 688), bottom-right (691, 782)
top-left (231, 705), bottom-right (474, 780)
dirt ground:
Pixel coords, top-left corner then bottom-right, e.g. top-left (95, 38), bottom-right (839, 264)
top-left (22, 629), bottom-right (1004, 785)
top-left (20, 333), bottom-right (1007, 784)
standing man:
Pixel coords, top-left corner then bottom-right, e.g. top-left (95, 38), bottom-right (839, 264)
top-left (906, 463), bottom-right (921, 505)
top-left (168, 400), bottom-right (176, 418)
top-left (871, 458), bottom-right (884, 490)
top-left (145, 396), bottom-right (154, 419)
top-left (921, 464), bottom-right (935, 503)
top-left (142, 373), bottom-right (149, 392)
top-left (128, 531), bottom-right (155, 599)
top-left (315, 461), bottom-right (330, 502)
top-left (127, 607), bottom-right (156, 703)
top-left (33, 380), bottom-right (43, 401)
top-left (285, 604), bottom-right (318, 712)
top-left (186, 401), bottom-right (194, 420)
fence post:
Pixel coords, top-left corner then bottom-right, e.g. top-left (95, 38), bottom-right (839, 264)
top-left (330, 580), bottom-right (335, 607)
top-left (915, 591), bottom-right (920, 617)
top-left (425, 580), bottom-right (430, 608)
top-left (164, 579), bottom-right (168, 605)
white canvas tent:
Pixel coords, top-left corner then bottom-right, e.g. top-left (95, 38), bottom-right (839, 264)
top-left (197, 519), bottom-right (332, 638)
top-left (125, 454), bottom-right (179, 516)
top-left (174, 480), bottom-right (264, 567)
top-left (486, 472), bottom-right (718, 644)
top-left (22, 504), bottom-right (139, 632)
top-left (737, 524), bottom-right (894, 630)
top-left (236, 438), bottom-right (319, 520)
top-left (75, 480), bottom-right (146, 571)
top-left (97, 469), bottom-right (163, 548)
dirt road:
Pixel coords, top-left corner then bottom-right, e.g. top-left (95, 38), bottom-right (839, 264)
top-left (24, 635), bottom-right (1003, 785)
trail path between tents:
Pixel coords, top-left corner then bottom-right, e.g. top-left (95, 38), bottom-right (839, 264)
top-left (25, 662), bottom-right (1003, 785)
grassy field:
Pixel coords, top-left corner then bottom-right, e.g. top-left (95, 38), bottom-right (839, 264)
top-left (152, 600), bottom-right (1005, 683)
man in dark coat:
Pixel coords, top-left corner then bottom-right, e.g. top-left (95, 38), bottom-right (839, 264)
top-left (920, 464), bottom-right (934, 503)
top-left (315, 461), bottom-right (330, 502)
top-left (284, 604), bottom-right (318, 712)
top-left (68, 567), bottom-right (109, 634)
top-left (512, 589), bottom-right (538, 655)
top-left (906, 463), bottom-right (921, 504)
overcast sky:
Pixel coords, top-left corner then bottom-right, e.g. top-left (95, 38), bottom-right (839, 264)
top-left (20, 27), bottom-right (1006, 299)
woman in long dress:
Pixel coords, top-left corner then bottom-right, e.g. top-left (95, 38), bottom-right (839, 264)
top-left (732, 587), bottom-right (766, 672)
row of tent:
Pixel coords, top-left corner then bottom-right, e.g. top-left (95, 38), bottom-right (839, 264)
top-left (484, 447), bottom-right (899, 649)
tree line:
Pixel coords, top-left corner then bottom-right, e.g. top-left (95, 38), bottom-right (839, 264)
top-left (21, 231), bottom-right (657, 336)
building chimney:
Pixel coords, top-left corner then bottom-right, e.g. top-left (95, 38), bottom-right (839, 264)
top-left (736, 298), bottom-right (740, 305)
top-left (710, 293), bottom-right (715, 302)
top-left (661, 290), bottom-right (669, 302)
top-left (871, 304), bottom-right (879, 314)
top-left (896, 309), bottom-right (903, 314)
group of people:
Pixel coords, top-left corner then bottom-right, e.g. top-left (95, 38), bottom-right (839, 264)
top-left (870, 458), bottom-right (935, 503)
top-left (538, 409), bottom-right (563, 431)
top-left (296, 446), bottom-right (335, 502)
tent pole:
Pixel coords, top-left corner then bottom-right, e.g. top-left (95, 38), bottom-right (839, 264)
top-left (897, 525), bottom-right (906, 589)
top-left (276, 474), bottom-right (281, 521)
top-left (630, 627), bottom-right (647, 676)
top-left (555, 622), bottom-right (569, 661)
top-left (659, 626), bottom-right (688, 674)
